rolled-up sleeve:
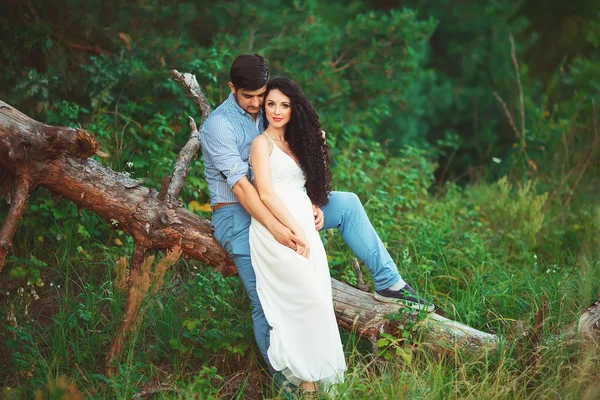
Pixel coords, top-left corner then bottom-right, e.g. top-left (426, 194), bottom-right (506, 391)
top-left (202, 116), bottom-right (249, 190)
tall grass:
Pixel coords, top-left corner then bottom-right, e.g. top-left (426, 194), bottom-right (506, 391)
top-left (1, 165), bottom-right (599, 398)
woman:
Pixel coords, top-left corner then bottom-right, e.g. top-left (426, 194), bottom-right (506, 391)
top-left (249, 77), bottom-right (346, 393)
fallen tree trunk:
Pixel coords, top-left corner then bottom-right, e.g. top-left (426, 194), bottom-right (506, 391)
top-left (579, 298), bottom-right (600, 337)
top-left (331, 278), bottom-right (498, 351)
top-left (0, 102), bottom-right (233, 276)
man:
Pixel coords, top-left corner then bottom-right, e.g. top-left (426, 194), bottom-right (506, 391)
top-left (200, 53), bottom-right (434, 372)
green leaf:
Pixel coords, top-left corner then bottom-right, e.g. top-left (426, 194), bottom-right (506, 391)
top-left (169, 338), bottom-right (181, 350)
top-left (10, 266), bottom-right (28, 279)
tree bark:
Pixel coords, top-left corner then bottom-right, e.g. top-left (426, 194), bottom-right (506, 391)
top-left (331, 278), bottom-right (497, 351)
top-left (106, 245), bottom-right (149, 375)
top-left (165, 70), bottom-right (211, 201)
top-left (0, 99), bottom-right (235, 275)
top-left (0, 178), bottom-right (31, 267)
top-left (577, 297), bottom-right (600, 338)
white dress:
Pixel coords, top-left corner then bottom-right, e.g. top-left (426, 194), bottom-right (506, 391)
top-left (249, 140), bottom-right (346, 386)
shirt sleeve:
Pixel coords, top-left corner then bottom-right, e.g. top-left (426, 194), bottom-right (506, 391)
top-left (201, 116), bottom-right (249, 190)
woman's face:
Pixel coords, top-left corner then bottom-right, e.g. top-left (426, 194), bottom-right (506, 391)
top-left (265, 89), bottom-right (291, 129)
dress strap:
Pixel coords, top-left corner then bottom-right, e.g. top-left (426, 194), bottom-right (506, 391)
top-left (263, 132), bottom-right (275, 155)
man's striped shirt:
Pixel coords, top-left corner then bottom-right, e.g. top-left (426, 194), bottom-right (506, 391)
top-left (200, 93), bottom-right (264, 206)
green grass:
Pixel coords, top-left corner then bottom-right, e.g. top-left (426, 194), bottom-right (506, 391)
top-left (1, 175), bottom-right (599, 399)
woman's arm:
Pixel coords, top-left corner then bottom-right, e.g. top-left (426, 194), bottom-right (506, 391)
top-left (231, 177), bottom-right (305, 250)
top-left (250, 135), bottom-right (310, 257)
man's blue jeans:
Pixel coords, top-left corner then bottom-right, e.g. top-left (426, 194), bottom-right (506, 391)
top-left (210, 191), bottom-right (402, 370)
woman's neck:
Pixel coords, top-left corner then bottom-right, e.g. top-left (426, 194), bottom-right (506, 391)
top-left (266, 125), bottom-right (286, 141)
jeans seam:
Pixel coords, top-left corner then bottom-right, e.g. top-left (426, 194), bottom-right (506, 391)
top-left (343, 208), bottom-right (399, 290)
top-left (343, 209), bottom-right (380, 265)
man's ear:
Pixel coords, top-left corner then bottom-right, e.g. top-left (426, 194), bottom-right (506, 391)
top-left (228, 82), bottom-right (236, 94)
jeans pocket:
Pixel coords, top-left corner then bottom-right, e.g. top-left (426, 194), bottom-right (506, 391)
top-left (231, 211), bottom-right (251, 256)
top-left (212, 212), bottom-right (233, 249)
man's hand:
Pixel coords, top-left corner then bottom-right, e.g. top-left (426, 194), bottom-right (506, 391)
top-left (312, 204), bottom-right (324, 231)
top-left (270, 224), bottom-right (306, 250)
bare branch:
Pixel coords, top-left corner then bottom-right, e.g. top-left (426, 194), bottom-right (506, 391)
top-left (492, 92), bottom-right (520, 141)
top-left (509, 33), bottom-right (526, 147)
top-left (492, 90), bottom-right (535, 170)
top-left (563, 102), bottom-right (600, 207)
top-left (165, 70), bottom-right (212, 200)
top-left (157, 175), bottom-right (171, 202)
top-left (50, 33), bottom-right (113, 56)
top-left (0, 178), bottom-right (31, 271)
top-left (330, 49), bottom-right (350, 68)
top-left (332, 58), bottom-right (358, 73)
top-left (169, 69), bottom-right (212, 126)
top-left (188, 116), bottom-right (197, 136)
top-left (351, 258), bottom-right (369, 292)
top-left (106, 244), bottom-right (149, 375)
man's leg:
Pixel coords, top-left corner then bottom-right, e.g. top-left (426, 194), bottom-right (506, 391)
top-left (320, 191), bottom-right (434, 311)
top-left (211, 205), bottom-right (271, 369)
top-left (320, 191), bottom-right (403, 290)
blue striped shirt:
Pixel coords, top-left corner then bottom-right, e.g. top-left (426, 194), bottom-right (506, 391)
top-left (201, 93), bottom-right (264, 206)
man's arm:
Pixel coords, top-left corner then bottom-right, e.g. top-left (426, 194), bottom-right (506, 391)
top-left (232, 178), bottom-right (304, 250)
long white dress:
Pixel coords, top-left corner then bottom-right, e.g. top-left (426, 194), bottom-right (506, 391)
top-left (249, 140), bottom-right (346, 386)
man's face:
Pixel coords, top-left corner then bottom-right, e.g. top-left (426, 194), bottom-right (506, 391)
top-left (229, 82), bottom-right (267, 117)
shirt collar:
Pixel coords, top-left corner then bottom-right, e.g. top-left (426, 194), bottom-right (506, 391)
top-left (226, 92), bottom-right (249, 116)
top-left (226, 92), bottom-right (264, 125)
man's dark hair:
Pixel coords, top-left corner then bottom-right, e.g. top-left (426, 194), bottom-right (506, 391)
top-left (230, 54), bottom-right (269, 90)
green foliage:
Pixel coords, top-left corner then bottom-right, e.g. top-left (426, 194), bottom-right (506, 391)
top-left (325, 139), bottom-right (597, 331)
top-left (4, 326), bottom-right (35, 368)
top-left (368, 0), bottom-right (534, 171)
top-left (177, 366), bottom-right (223, 398)
top-left (8, 255), bottom-right (46, 285)
top-left (473, 177), bottom-right (548, 251)
top-left (499, 13), bottom-right (600, 208)
top-left (151, 268), bottom-right (252, 363)
top-left (13, 68), bottom-right (62, 106)
top-left (375, 304), bottom-right (430, 361)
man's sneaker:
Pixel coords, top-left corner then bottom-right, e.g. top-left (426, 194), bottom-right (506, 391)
top-left (374, 284), bottom-right (435, 312)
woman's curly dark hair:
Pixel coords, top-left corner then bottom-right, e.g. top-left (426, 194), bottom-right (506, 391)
top-left (263, 77), bottom-right (332, 206)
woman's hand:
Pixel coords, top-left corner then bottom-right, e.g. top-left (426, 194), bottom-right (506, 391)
top-left (293, 229), bottom-right (311, 258)
top-left (270, 224), bottom-right (305, 250)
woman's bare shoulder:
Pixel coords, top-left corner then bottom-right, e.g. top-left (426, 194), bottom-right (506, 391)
top-left (252, 132), bottom-right (269, 145)
top-left (251, 132), bottom-right (273, 153)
